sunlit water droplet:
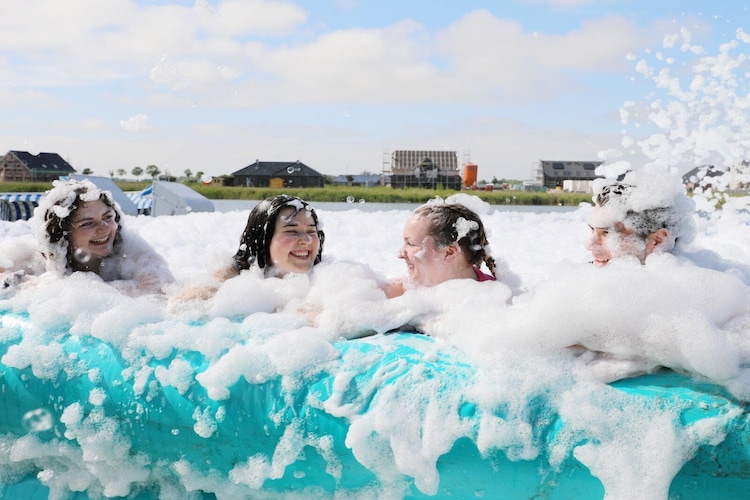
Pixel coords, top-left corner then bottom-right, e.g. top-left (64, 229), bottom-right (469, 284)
top-left (74, 248), bottom-right (92, 264)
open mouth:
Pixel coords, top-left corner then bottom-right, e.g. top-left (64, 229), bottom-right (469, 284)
top-left (91, 236), bottom-right (109, 245)
top-left (291, 250), bottom-right (310, 259)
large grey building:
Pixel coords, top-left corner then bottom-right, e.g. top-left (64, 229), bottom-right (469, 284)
top-left (388, 150), bottom-right (463, 189)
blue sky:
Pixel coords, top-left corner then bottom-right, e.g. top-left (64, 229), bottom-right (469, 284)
top-left (1, 0), bottom-right (748, 182)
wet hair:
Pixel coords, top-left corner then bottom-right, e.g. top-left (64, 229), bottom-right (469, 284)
top-left (595, 182), bottom-right (675, 238)
top-left (412, 203), bottom-right (496, 277)
top-left (39, 180), bottom-right (123, 273)
top-left (233, 195), bottom-right (324, 273)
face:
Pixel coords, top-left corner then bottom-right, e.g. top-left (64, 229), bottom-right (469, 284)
top-left (586, 218), bottom-right (661, 266)
top-left (268, 207), bottom-right (320, 277)
top-left (68, 199), bottom-right (118, 268)
top-left (397, 215), bottom-right (451, 287)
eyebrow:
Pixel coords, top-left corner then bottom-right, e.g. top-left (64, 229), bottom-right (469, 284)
top-left (72, 209), bottom-right (114, 224)
top-left (281, 219), bottom-right (316, 228)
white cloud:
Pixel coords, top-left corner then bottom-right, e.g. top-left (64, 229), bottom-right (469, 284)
top-left (0, 0), bottom-right (305, 86)
top-left (151, 54), bottom-right (190, 90)
top-left (0, 1), bottom-right (653, 104)
top-left (120, 113), bottom-right (150, 132)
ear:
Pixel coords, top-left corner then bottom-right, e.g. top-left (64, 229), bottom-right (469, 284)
top-left (646, 228), bottom-right (669, 255)
top-left (443, 243), bottom-right (460, 263)
top-left (652, 228), bottom-right (668, 246)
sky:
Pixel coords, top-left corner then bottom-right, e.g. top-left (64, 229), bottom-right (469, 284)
top-left (1, 0), bottom-right (748, 182)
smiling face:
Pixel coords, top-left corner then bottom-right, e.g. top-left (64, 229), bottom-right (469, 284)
top-left (267, 207), bottom-right (321, 277)
top-left (67, 199), bottom-right (118, 271)
top-left (398, 215), bottom-right (454, 287)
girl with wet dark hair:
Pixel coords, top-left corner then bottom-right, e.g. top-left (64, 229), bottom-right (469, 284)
top-left (172, 195), bottom-right (325, 304)
top-left (232, 194), bottom-right (324, 276)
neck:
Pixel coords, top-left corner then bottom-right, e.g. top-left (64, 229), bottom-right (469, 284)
top-left (439, 262), bottom-right (477, 282)
top-left (74, 258), bottom-right (103, 274)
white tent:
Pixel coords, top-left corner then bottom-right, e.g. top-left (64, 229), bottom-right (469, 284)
top-left (151, 181), bottom-right (214, 216)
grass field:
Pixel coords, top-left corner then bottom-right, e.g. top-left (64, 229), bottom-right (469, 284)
top-left (0, 181), bottom-right (594, 206)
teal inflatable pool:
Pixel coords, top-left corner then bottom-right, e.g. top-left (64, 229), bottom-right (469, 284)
top-left (0, 311), bottom-right (748, 499)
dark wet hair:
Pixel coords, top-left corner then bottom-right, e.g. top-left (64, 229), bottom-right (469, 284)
top-left (412, 203), bottom-right (496, 277)
top-left (42, 182), bottom-right (123, 272)
top-left (596, 182), bottom-right (674, 238)
top-left (233, 195), bottom-right (324, 272)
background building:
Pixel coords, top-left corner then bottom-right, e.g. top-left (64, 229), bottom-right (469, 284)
top-left (0, 150), bottom-right (76, 182)
top-left (536, 160), bottom-right (603, 192)
top-left (330, 174), bottom-right (384, 187)
top-left (386, 150), bottom-right (463, 189)
top-left (230, 160), bottom-right (325, 188)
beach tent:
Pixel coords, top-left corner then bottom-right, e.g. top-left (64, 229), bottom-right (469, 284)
top-left (0, 193), bottom-right (42, 221)
top-left (125, 184), bottom-right (154, 215)
top-left (151, 180), bottom-right (214, 216)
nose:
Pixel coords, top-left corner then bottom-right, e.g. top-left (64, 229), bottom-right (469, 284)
top-left (397, 244), bottom-right (406, 259)
top-left (297, 231), bottom-right (316, 245)
top-left (585, 230), bottom-right (603, 251)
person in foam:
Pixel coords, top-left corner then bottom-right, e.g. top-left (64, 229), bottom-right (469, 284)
top-left (176, 195), bottom-right (325, 304)
top-left (229, 194), bottom-right (324, 278)
top-left (26, 179), bottom-right (174, 294)
top-left (585, 172), bottom-right (695, 266)
top-left (385, 201), bottom-right (497, 298)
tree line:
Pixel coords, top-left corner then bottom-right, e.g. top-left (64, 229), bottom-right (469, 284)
top-left (78, 165), bottom-right (205, 182)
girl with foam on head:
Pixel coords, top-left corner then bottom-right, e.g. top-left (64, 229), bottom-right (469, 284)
top-left (28, 179), bottom-right (174, 294)
top-left (231, 194), bottom-right (324, 278)
top-left (386, 196), bottom-right (500, 298)
top-left (171, 195), bottom-right (324, 309)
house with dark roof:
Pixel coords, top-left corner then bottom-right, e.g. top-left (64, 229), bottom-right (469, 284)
top-left (231, 160), bottom-right (325, 188)
top-left (0, 150), bottom-right (76, 182)
top-left (538, 160), bottom-right (603, 192)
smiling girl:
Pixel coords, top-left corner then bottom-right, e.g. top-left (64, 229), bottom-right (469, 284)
top-left (29, 179), bottom-right (174, 294)
top-left (385, 201), bottom-right (498, 298)
top-left (231, 194), bottom-right (324, 278)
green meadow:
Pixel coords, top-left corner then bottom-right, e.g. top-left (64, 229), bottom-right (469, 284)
top-left (0, 182), bottom-right (593, 206)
